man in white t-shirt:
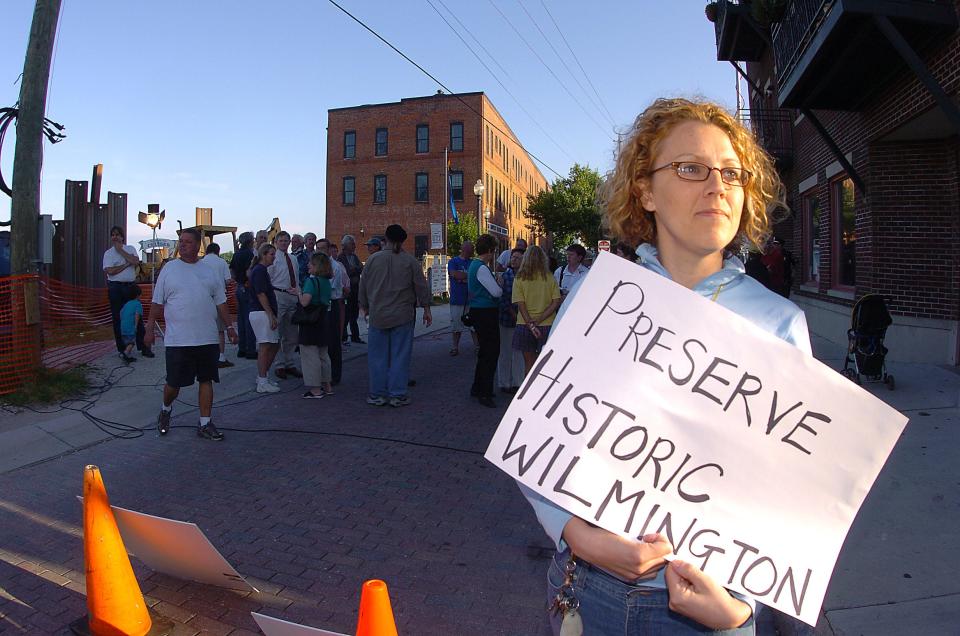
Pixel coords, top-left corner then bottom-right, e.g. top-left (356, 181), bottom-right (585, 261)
top-left (144, 228), bottom-right (236, 441)
top-left (103, 225), bottom-right (152, 359)
top-left (267, 231), bottom-right (302, 380)
top-left (200, 242), bottom-right (234, 368)
top-left (554, 243), bottom-right (590, 298)
top-left (495, 238), bottom-right (527, 272)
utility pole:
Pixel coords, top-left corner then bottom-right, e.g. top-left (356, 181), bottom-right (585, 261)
top-left (10, 0), bottom-right (62, 275)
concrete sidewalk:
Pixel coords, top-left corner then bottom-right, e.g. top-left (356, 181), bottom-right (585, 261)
top-left (0, 315), bottom-right (957, 634)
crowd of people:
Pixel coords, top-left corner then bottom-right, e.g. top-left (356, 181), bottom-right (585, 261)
top-left (449, 235), bottom-right (630, 409)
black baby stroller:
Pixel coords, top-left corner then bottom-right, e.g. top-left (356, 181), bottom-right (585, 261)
top-left (841, 294), bottom-right (895, 389)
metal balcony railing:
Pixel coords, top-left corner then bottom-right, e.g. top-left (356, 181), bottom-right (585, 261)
top-left (738, 108), bottom-right (795, 161)
top-left (772, 0), bottom-right (834, 84)
top-left (772, 0), bottom-right (957, 85)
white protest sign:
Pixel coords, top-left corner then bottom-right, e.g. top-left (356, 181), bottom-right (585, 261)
top-left (252, 612), bottom-right (349, 636)
top-left (485, 252), bottom-right (908, 625)
top-left (110, 505), bottom-right (258, 592)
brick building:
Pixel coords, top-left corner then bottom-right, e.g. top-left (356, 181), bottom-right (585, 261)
top-left (325, 92), bottom-right (548, 256)
top-left (712, 0), bottom-right (960, 364)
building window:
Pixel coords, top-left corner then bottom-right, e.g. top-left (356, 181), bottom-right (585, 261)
top-left (375, 127), bottom-right (388, 156)
top-left (342, 176), bottom-right (355, 206)
top-left (414, 235), bottom-right (429, 258)
top-left (343, 131), bottom-right (356, 159)
top-left (450, 171), bottom-right (463, 201)
top-left (374, 174), bottom-right (387, 204)
top-left (416, 124), bottom-right (429, 154)
top-left (415, 173), bottom-right (429, 202)
top-left (801, 190), bottom-right (820, 285)
top-left (450, 122), bottom-right (464, 152)
top-left (831, 176), bottom-right (856, 288)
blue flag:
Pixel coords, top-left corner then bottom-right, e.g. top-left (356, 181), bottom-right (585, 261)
top-left (448, 173), bottom-right (460, 224)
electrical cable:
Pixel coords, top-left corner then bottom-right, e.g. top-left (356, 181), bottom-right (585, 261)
top-left (2, 326), bottom-right (488, 457)
top-left (164, 424), bottom-right (484, 456)
top-left (425, 0), bottom-right (576, 163)
top-left (515, 0), bottom-right (616, 129)
top-left (485, 0), bottom-right (615, 141)
top-left (538, 0), bottom-right (618, 129)
top-left (325, 0), bottom-right (564, 180)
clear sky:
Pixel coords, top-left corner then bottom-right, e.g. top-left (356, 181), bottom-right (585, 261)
top-left (1, 0), bottom-right (739, 249)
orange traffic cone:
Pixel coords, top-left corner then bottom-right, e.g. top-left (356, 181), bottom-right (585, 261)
top-left (355, 579), bottom-right (399, 636)
top-left (69, 465), bottom-right (172, 636)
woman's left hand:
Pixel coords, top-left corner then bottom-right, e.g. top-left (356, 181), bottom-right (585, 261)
top-left (665, 559), bottom-right (752, 630)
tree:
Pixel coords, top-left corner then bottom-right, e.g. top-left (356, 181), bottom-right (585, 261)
top-left (446, 215), bottom-right (479, 257)
top-left (526, 164), bottom-right (603, 256)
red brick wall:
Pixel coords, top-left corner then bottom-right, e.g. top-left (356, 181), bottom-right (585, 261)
top-left (325, 93), bottom-right (484, 249)
top-left (325, 93), bottom-right (548, 252)
top-left (750, 3), bottom-right (960, 324)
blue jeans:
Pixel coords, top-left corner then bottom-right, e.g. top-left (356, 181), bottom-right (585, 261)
top-left (546, 550), bottom-right (755, 635)
top-left (367, 320), bottom-right (415, 398)
top-left (236, 286), bottom-right (255, 355)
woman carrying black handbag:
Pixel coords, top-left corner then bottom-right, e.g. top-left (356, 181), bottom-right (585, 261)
top-left (296, 252), bottom-right (334, 399)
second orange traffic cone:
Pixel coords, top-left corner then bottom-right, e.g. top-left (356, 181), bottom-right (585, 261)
top-left (355, 579), bottom-right (399, 636)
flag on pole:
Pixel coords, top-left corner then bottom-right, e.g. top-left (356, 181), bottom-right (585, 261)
top-left (447, 158), bottom-right (459, 224)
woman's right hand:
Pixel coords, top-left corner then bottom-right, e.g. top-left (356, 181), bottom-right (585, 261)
top-left (562, 518), bottom-right (673, 581)
top-left (269, 315), bottom-right (278, 330)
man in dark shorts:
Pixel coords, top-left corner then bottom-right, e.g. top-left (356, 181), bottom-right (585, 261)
top-left (144, 228), bottom-right (237, 441)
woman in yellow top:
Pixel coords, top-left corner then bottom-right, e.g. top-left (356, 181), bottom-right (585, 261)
top-left (511, 245), bottom-right (562, 374)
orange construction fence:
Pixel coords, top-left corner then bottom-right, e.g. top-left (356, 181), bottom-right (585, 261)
top-left (0, 274), bottom-right (238, 396)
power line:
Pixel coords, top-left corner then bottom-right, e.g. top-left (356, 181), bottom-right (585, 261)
top-left (436, 0), bottom-right (514, 84)
top-left (538, 0), bottom-right (618, 128)
top-left (325, 0), bottom-right (563, 179)
top-left (425, 0), bottom-right (576, 164)
top-left (485, 0), bottom-right (614, 141)
top-left (515, 0), bottom-right (615, 129)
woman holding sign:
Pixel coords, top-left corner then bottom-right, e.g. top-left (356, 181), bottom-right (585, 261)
top-left (525, 98), bottom-right (812, 635)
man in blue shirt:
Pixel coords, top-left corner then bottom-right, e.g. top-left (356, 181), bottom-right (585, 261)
top-left (447, 240), bottom-right (477, 356)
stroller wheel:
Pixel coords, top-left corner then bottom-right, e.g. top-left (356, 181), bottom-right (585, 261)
top-left (885, 374), bottom-right (895, 390)
top-left (841, 368), bottom-right (860, 385)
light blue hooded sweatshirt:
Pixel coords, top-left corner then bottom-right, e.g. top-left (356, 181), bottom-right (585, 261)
top-left (519, 243), bottom-right (812, 601)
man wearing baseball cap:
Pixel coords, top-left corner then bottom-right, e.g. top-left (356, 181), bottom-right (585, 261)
top-left (365, 237), bottom-right (382, 255)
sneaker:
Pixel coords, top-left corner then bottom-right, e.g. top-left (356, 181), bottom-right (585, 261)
top-left (141, 350), bottom-right (155, 359)
top-left (285, 367), bottom-right (303, 378)
top-left (257, 382), bottom-right (280, 394)
top-left (389, 396), bottom-right (411, 408)
top-left (303, 390), bottom-right (325, 399)
top-left (342, 340), bottom-right (351, 348)
top-left (122, 354), bottom-right (137, 363)
top-left (218, 359), bottom-right (235, 368)
top-left (197, 422), bottom-right (224, 441)
top-left (366, 395), bottom-right (387, 406)
top-left (157, 409), bottom-right (171, 435)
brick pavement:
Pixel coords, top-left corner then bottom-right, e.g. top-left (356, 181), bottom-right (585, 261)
top-left (0, 331), bottom-right (555, 635)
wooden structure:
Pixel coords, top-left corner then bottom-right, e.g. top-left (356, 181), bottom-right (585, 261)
top-left (61, 164), bottom-right (127, 288)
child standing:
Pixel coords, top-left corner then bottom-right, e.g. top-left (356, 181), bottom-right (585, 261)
top-left (119, 285), bottom-right (143, 363)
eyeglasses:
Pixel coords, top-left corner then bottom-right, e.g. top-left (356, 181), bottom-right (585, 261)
top-left (650, 162), bottom-right (752, 187)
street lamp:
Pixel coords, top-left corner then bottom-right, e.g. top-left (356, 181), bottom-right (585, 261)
top-left (473, 179), bottom-right (485, 233)
top-left (137, 204), bottom-right (165, 284)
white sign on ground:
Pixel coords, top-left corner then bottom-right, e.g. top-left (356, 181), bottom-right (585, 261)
top-left (110, 505), bottom-right (258, 592)
top-left (252, 612), bottom-right (349, 636)
top-left (485, 252), bottom-right (908, 625)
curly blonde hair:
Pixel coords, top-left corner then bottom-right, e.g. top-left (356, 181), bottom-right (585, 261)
top-left (601, 98), bottom-right (783, 251)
